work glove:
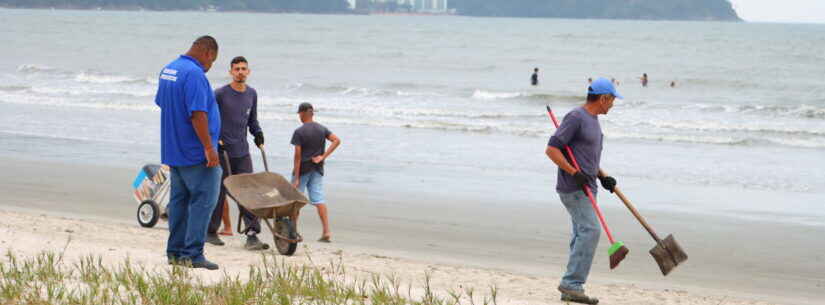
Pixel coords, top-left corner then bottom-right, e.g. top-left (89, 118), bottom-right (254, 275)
top-left (572, 171), bottom-right (589, 188)
top-left (253, 131), bottom-right (264, 146)
top-left (599, 176), bottom-right (617, 193)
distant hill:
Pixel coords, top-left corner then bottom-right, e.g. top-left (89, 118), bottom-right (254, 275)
top-left (0, 0), bottom-right (741, 21)
top-left (450, 0), bottom-right (741, 21)
top-left (0, 0), bottom-right (351, 12)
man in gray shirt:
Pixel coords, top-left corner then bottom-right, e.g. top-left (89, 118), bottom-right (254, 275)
top-left (205, 56), bottom-right (268, 251)
top-left (545, 77), bottom-right (619, 305)
top-left (291, 102), bottom-right (341, 243)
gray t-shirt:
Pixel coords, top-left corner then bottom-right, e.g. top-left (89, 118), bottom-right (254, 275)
top-left (215, 85), bottom-right (261, 158)
top-left (547, 106), bottom-right (603, 194)
top-left (290, 122), bottom-right (332, 175)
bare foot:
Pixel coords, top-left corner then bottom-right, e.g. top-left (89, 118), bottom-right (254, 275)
top-left (218, 229), bottom-right (233, 236)
top-left (317, 235), bottom-right (331, 243)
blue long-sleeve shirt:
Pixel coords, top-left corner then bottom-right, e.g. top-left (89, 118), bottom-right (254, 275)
top-left (215, 85), bottom-right (262, 158)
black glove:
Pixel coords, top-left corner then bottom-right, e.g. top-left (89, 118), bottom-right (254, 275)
top-left (572, 171), bottom-right (589, 188)
top-left (599, 176), bottom-right (617, 193)
top-left (253, 132), bottom-right (264, 146)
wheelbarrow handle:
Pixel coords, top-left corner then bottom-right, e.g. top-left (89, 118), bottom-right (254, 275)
top-left (611, 186), bottom-right (664, 244)
top-left (258, 144), bottom-right (269, 172)
top-left (222, 150), bottom-right (233, 176)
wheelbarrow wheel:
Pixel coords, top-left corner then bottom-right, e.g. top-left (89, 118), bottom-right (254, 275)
top-left (274, 217), bottom-right (298, 256)
top-left (137, 200), bottom-right (160, 228)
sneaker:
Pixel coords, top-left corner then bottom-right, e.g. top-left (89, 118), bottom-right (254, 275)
top-left (167, 255), bottom-right (180, 265)
top-left (190, 259), bottom-right (219, 270)
top-left (558, 286), bottom-right (599, 305)
top-left (244, 235), bottom-right (270, 251)
top-left (206, 234), bottom-right (225, 246)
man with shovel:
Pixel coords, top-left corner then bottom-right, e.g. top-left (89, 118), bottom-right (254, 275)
top-left (545, 77), bottom-right (620, 304)
top-left (205, 56), bottom-right (269, 251)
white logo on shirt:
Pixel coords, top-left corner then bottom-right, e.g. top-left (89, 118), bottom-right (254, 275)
top-left (160, 68), bottom-right (178, 82)
top-left (160, 74), bottom-right (177, 81)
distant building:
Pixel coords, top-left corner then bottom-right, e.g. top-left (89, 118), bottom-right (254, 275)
top-left (359, 0), bottom-right (448, 13)
top-left (416, 0), bottom-right (448, 12)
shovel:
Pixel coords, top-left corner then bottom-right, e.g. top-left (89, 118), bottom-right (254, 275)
top-left (609, 184), bottom-right (688, 275)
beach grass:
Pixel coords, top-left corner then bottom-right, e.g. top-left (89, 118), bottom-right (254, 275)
top-left (0, 247), bottom-right (498, 305)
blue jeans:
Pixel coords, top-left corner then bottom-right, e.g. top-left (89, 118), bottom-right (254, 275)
top-left (558, 190), bottom-right (601, 292)
top-left (166, 163), bottom-right (222, 263)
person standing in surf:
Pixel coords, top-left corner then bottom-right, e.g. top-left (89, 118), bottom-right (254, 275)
top-left (531, 68), bottom-right (539, 86)
top-left (545, 77), bottom-right (620, 304)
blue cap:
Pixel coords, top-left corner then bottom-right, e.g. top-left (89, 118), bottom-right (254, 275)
top-left (588, 77), bottom-right (623, 99)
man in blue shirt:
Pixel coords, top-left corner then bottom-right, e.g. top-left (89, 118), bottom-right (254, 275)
top-left (155, 36), bottom-right (222, 270)
top-left (545, 77), bottom-right (620, 304)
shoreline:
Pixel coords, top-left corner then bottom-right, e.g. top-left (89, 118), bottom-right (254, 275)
top-left (0, 156), bottom-right (822, 304)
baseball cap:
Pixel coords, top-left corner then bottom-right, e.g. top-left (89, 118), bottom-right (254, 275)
top-left (297, 102), bottom-right (314, 113)
top-left (588, 77), bottom-right (623, 99)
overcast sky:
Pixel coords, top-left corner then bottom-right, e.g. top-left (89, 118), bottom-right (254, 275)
top-left (730, 0), bottom-right (825, 23)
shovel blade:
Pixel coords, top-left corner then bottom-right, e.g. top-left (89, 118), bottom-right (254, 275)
top-left (648, 234), bottom-right (688, 276)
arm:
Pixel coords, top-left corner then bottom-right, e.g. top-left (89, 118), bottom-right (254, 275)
top-left (248, 91), bottom-right (262, 136)
top-left (545, 146), bottom-right (576, 175)
top-left (292, 145), bottom-right (302, 187)
top-left (192, 111), bottom-right (219, 167)
top-left (184, 74), bottom-right (218, 167)
top-left (312, 133), bottom-right (341, 164)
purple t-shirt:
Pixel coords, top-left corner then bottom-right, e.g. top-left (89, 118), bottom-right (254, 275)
top-left (215, 85), bottom-right (261, 158)
top-left (547, 107), bottom-right (603, 194)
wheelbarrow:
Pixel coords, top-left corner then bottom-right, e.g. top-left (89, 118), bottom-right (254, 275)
top-left (222, 145), bottom-right (308, 256)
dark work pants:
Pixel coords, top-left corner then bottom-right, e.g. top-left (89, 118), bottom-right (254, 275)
top-left (208, 154), bottom-right (262, 235)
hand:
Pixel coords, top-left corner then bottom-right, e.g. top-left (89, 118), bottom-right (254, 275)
top-left (205, 147), bottom-right (219, 167)
top-left (572, 171), bottom-right (589, 188)
top-left (599, 176), bottom-right (617, 193)
top-left (291, 178), bottom-right (300, 189)
top-left (254, 132), bottom-right (264, 147)
top-left (312, 155), bottom-right (325, 164)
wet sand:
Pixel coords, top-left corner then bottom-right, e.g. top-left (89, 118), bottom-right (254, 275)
top-left (0, 157), bottom-right (822, 304)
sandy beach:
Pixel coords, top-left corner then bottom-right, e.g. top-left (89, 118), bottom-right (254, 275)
top-left (1, 157), bottom-right (822, 304)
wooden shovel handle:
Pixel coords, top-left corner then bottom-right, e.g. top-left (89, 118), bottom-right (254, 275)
top-left (612, 186), bottom-right (664, 244)
top-left (258, 144), bottom-right (270, 172)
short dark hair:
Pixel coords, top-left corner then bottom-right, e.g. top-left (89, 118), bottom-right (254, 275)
top-left (230, 56), bottom-right (248, 67)
top-left (587, 93), bottom-right (601, 102)
top-left (193, 35), bottom-right (218, 51)
top-left (586, 86), bottom-right (606, 102)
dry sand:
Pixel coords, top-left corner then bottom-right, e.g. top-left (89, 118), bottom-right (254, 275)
top-left (1, 157), bottom-right (822, 304)
top-left (0, 210), bottom-right (778, 305)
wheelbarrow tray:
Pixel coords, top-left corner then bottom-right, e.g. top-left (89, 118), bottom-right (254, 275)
top-left (223, 172), bottom-right (308, 219)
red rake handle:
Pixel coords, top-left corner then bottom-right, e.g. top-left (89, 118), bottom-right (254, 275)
top-left (546, 106), bottom-right (616, 244)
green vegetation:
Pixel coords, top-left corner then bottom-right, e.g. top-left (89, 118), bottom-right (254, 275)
top-left (0, 250), bottom-right (499, 305)
top-left (450, 0), bottom-right (741, 21)
top-left (0, 0), bottom-right (741, 20)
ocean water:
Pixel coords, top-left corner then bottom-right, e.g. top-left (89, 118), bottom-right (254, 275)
top-left (0, 9), bottom-right (823, 225)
